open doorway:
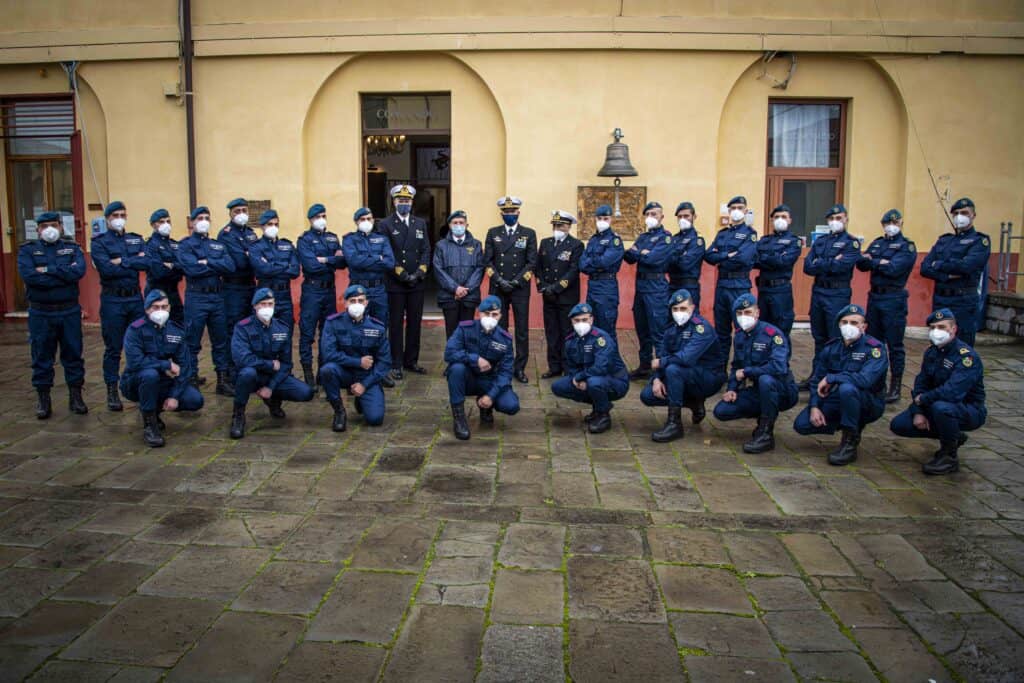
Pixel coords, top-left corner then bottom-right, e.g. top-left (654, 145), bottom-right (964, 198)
top-left (362, 93), bottom-right (450, 317)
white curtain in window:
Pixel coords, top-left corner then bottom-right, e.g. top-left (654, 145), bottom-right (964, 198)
top-left (770, 104), bottom-right (834, 168)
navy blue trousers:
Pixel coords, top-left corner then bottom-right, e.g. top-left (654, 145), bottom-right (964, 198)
top-left (28, 305), bottom-right (84, 389)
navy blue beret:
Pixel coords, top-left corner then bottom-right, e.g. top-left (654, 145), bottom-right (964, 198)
top-left (927, 308), bottom-right (956, 325)
top-left (35, 211), bottom-right (61, 224)
top-left (569, 302), bottom-right (593, 318)
top-left (669, 289), bottom-right (693, 306)
top-left (727, 196), bottom-right (747, 207)
top-left (675, 201), bottom-right (695, 214)
top-left (353, 207), bottom-right (372, 222)
top-left (881, 209), bottom-right (902, 223)
top-left (344, 284), bottom-right (367, 299)
top-left (251, 287), bottom-right (275, 306)
top-left (189, 205), bottom-right (210, 221)
top-left (447, 210), bottom-right (467, 224)
top-left (307, 203), bottom-right (326, 220)
top-left (478, 295), bottom-right (501, 312)
top-left (149, 208), bottom-right (169, 224)
top-left (950, 197), bottom-right (975, 212)
top-left (732, 293), bottom-right (757, 312)
top-left (835, 303), bottom-right (865, 324)
top-left (104, 201), bottom-right (125, 217)
top-left (258, 209), bottom-right (278, 226)
top-left (226, 197), bottom-right (248, 210)
top-left (770, 204), bottom-right (791, 217)
top-left (144, 289), bottom-right (168, 308)
top-left (642, 201), bottom-right (662, 213)
top-left (595, 204), bottom-right (613, 217)
top-left (825, 203), bottom-right (848, 218)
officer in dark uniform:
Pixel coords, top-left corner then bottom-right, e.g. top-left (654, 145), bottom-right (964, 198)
top-left (381, 184), bottom-right (431, 380)
top-left (793, 304), bottom-right (887, 466)
top-left (623, 201), bottom-right (674, 379)
top-left (91, 200), bottom-right (147, 411)
top-left (640, 289), bottom-right (725, 442)
top-left (121, 289), bottom-right (204, 447)
top-left (178, 206), bottom-right (236, 395)
top-left (668, 201), bottom-right (706, 309)
top-left (218, 197), bottom-right (260, 380)
top-left (318, 284), bottom-right (392, 431)
top-left (754, 204), bottom-right (803, 338)
top-left (343, 207), bottom-right (396, 387)
top-left (712, 293), bottom-right (799, 453)
top-left (249, 209), bottom-right (299, 333)
top-left (483, 196), bottom-right (537, 383)
top-left (229, 288), bottom-right (314, 439)
top-left (17, 210), bottom-right (88, 418)
top-left (857, 208), bottom-right (917, 403)
top-left (579, 204), bottom-right (624, 343)
top-left (890, 308), bottom-right (986, 475)
top-left (704, 195), bottom-right (758, 365)
top-left (537, 210), bottom-right (584, 378)
top-left (297, 202), bottom-right (345, 388)
top-left (920, 197), bottom-right (991, 346)
top-left (551, 302), bottom-right (630, 434)
top-left (143, 208), bottom-right (184, 326)
top-left (445, 295), bottom-right (520, 440)
top-left (433, 209), bottom-right (485, 337)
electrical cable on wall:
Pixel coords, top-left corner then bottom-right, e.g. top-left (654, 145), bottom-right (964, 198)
top-left (60, 61), bottom-right (106, 209)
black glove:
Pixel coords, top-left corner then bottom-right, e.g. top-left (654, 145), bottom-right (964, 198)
top-left (397, 270), bottom-right (413, 285)
top-left (411, 270), bottom-right (426, 284)
top-left (499, 278), bottom-right (516, 293)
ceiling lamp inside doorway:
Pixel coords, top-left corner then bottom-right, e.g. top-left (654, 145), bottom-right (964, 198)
top-left (366, 134), bottom-right (407, 156)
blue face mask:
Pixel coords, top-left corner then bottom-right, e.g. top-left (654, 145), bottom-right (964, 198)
top-left (451, 224), bottom-right (466, 237)
top-left (502, 214), bottom-right (518, 227)
top-left (396, 204), bottom-right (411, 216)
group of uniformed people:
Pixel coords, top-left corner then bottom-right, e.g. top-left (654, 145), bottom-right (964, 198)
top-left (18, 191), bottom-right (990, 475)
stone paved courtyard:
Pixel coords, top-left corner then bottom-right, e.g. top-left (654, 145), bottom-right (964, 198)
top-left (0, 323), bottom-right (1023, 682)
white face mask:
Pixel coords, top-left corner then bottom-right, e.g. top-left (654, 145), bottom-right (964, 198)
top-left (40, 226), bottom-right (61, 243)
top-left (194, 220), bottom-right (210, 234)
top-left (263, 226), bottom-right (279, 240)
top-left (773, 218), bottom-right (789, 232)
top-left (883, 223), bottom-right (901, 237)
top-left (953, 214), bottom-right (972, 230)
top-left (929, 328), bottom-right (952, 347)
top-left (552, 229), bottom-right (566, 241)
top-left (311, 218), bottom-right (327, 231)
top-left (644, 216), bottom-right (660, 230)
top-left (573, 321), bottom-right (591, 337)
top-left (256, 306), bottom-right (275, 323)
top-left (840, 322), bottom-right (862, 342)
top-left (744, 211), bottom-right (755, 227)
top-left (232, 213), bottom-right (249, 226)
top-left (357, 220), bottom-right (374, 234)
top-left (828, 220), bottom-right (845, 233)
top-left (729, 209), bottom-right (745, 223)
top-left (109, 217), bottom-right (126, 232)
top-left (596, 220), bottom-right (611, 232)
top-left (347, 302), bottom-right (365, 319)
top-left (149, 310), bottom-right (170, 327)
top-left (672, 310), bottom-right (692, 326)
top-left (480, 315), bottom-right (499, 332)
top-left (736, 314), bottom-right (757, 332)
top-left (678, 217), bottom-right (692, 230)
top-left (157, 222), bottom-right (172, 237)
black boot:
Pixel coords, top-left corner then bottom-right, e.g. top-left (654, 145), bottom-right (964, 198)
top-left (797, 376), bottom-right (812, 392)
top-left (479, 406), bottom-right (494, 424)
top-left (264, 397), bottom-right (286, 418)
top-left (329, 399), bottom-right (347, 432)
top-left (743, 416), bottom-right (776, 454)
top-left (106, 382), bottom-right (123, 411)
top-left (216, 370), bottom-right (234, 397)
top-left (923, 440), bottom-right (960, 475)
top-left (588, 411), bottom-right (612, 434)
top-left (303, 364), bottom-right (317, 393)
top-left (381, 374), bottom-right (396, 388)
top-left (229, 404), bottom-right (246, 439)
top-left (688, 398), bottom-right (706, 425)
top-left (354, 396), bottom-right (363, 415)
top-left (583, 409), bottom-right (597, 423)
top-left (885, 374), bottom-right (902, 404)
top-left (193, 374), bottom-right (207, 387)
top-left (652, 406), bottom-right (684, 443)
top-left (35, 389), bottom-right (52, 420)
top-left (452, 403), bottom-right (470, 440)
top-left (67, 385), bottom-right (88, 415)
top-left (142, 412), bottom-right (165, 448)
top-left (628, 364), bottom-right (652, 381)
top-left (828, 428), bottom-right (860, 466)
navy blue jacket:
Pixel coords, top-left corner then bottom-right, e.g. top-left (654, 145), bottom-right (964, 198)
top-left (297, 228), bottom-right (346, 284)
top-left (144, 232), bottom-right (183, 289)
top-left (91, 230), bottom-right (148, 291)
top-left (755, 232), bottom-right (802, 283)
top-left (320, 311), bottom-right (392, 389)
top-left (123, 317), bottom-right (193, 398)
top-left (249, 236), bottom-right (299, 288)
top-left (856, 233), bottom-right (916, 289)
top-left (231, 315), bottom-right (294, 390)
top-left (728, 320), bottom-right (792, 391)
top-left (655, 313), bottom-right (724, 376)
top-left (807, 333), bottom-right (888, 408)
top-left (342, 230), bottom-right (395, 284)
top-left (178, 233), bottom-right (235, 289)
top-left (623, 226), bottom-right (673, 292)
top-left (704, 224), bottom-right (757, 287)
top-left (579, 231), bottom-right (625, 281)
top-left (17, 238), bottom-right (86, 305)
top-left (217, 223), bottom-right (259, 282)
top-left (433, 231), bottom-right (485, 306)
top-left (444, 319), bottom-right (515, 397)
top-left (803, 230), bottom-right (861, 285)
top-left (913, 338), bottom-right (985, 409)
top-left (564, 326), bottom-right (627, 383)
top-left (920, 227), bottom-right (991, 289)
top-left (668, 227), bottom-right (705, 287)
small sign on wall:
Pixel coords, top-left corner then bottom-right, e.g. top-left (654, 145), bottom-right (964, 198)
top-left (576, 185), bottom-right (647, 241)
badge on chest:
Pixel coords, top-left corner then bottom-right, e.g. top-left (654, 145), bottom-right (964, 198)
top-left (515, 237), bottom-right (527, 249)
top-left (271, 332), bottom-right (288, 342)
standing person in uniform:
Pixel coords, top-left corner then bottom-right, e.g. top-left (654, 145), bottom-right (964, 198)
top-left (537, 210), bottom-right (584, 378)
top-left (579, 204), bottom-right (624, 342)
top-left (623, 201), bottom-right (674, 379)
top-left (434, 209), bottom-right (485, 338)
top-left (178, 206), bottom-right (236, 395)
top-left (249, 209), bottom-right (299, 333)
top-left (754, 204), bottom-right (802, 338)
top-left (143, 209), bottom-right (184, 326)
top-left (444, 295), bottom-right (520, 440)
top-left (920, 197), bottom-right (991, 346)
top-left (890, 308), bottom-right (987, 475)
top-left (380, 185), bottom-right (431, 380)
top-left (218, 198), bottom-right (259, 381)
top-left (343, 207), bottom-right (396, 388)
top-left (17, 211), bottom-right (88, 418)
top-left (91, 200), bottom-right (147, 411)
top-left (483, 196), bottom-right (537, 384)
top-left (703, 195), bottom-right (757, 367)
top-left (857, 209), bottom-right (917, 403)
top-left (297, 203), bottom-right (345, 389)
top-left (668, 201), bottom-right (706, 310)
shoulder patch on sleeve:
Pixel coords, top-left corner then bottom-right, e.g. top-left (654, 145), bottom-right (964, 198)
top-left (963, 357), bottom-right (973, 367)
top-left (695, 323), bottom-right (705, 334)
top-left (982, 237), bottom-right (990, 247)
top-left (665, 235), bottom-right (671, 244)
top-left (871, 347), bottom-right (881, 358)
top-left (765, 325), bottom-right (776, 335)
top-left (130, 318), bottom-right (146, 328)
top-left (774, 335), bottom-right (783, 345)
top-left (597, 336), bottom-right (606, 347)
top-left (852, 240), bottom-right (860, 249)
top-left (590, 329), bottom-right (600, 336)
top-left (614, 238), bottom-right (621, 246)
top-left (750, 234), bottom-right (757, 242)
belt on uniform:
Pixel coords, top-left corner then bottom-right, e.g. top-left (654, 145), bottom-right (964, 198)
top-left (29, 301), bottom-right (76, 312)
top-left (353, 279), bottom-right (383, 288)
top-left (149, 279), bottom-right (180, 290)
top-left (188, 285), bottom-right (221, 294)
top-left (303, 278), bottom-right (334, 290)
top-left (222, 276), bottom-right (254, 286)
top-left (672, 278), bottom-right (699, 287)
top-left (102, 286), bottom-right (140, 298)
top-left (814, 278), bottom-right (849, 289)
top-left (720, 271), bottom-right (750, 281)
top-left (260, 281), bottom-right (292, 292)
top-left (589, 272), bottom-right (617, 280)
top-left (870, 285), bottom-right (905, 295)
top-left (756, 277), bottom-right (790, 288)
top-left (637, 272), bottom-right (666, 281)
top-left (936, 286), bottom-right (973, 297)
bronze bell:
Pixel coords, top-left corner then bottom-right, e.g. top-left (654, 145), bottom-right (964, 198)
top-left (597, 128), bottom-right (638, 178)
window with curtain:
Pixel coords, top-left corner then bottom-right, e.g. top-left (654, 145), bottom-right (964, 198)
top-left (768, 102), bottom-right (842, 168)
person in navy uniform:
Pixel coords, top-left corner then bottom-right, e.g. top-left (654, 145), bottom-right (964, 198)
top-left (121, 289), bottom-right (204, 447)
top-left (433, 209), bottom-right (485, 337)
top-left (17, 210), bottom-right (88, 419)
top-left (380, 184), bottom-right (431, 380)
top-left (550, 303), bottom-right (630, 434)
top-left (713, 293), bottom-right (799, 453)
top-left (623, 201), bottom-right (674, 379)
top-left (754, 204), bottom-right (803, 338)
top-left (229, 287), bottom-right (314, 439)
top-left (445, 295), bottom-right (520, 440)
top-left (537, 210), bottom-right (584, 378)
top-left (342, 206), bottom-right (395, 384)
top-left (178, 206), bottom-right (236, 395)
top-left (920, 197), bottom-right (991, 346)
top-left (890, 308), bottom-right (986, 475)
top-left (249, 209), bottom-right (299, 333)
top-left (668, 201), bottom-right (706, 309)
top-left (91, 200), bottom-right (148, 411)
top-left (297, 203), bottom-right (345, 388)
top-left (704, 195), bottom-right (758, 367)
top-left (483, 196), bottom-right (538, 384)
top-left (318, 284), bottom-right (392, 432)
top-left (640, 289), bottom-right (725, 443)
top-left (579, 204), bottom-right (624, 343)
top-left (793, 304), bottom-right (888, 466)
top-left (857, 208), bottom-right (917, 403)
top-left (143, 208), bottom-right (184, 326)
top-left (218, 198), bottom-right (260, 382)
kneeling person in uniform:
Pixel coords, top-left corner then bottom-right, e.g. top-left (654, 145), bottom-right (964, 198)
top-left (121, 290), bottom-right (204, 447)
top-left (793, 304), bottom-right (887, 466)
top-left (445, 295), bottom-right (520, 440)
top-left (641, 289), bottom-right (726, 443)
top-left (713, 294), bottom-right (798, 453)
top-left (229, 288), bottom-right (314, 438)
top-left (318, 285), bottom-right (392, 431)
top-left (890, 308), bottom-right (986, 475)
top-left (551, 303), bottom-right (629, 434)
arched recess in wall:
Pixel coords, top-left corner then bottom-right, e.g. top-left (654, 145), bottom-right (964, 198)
top-left (302, 52), bottom-right (506, 220)
top-left (716, 54), bottom-right (909, 231)
top-left (73, 72), bottom-right (109, 211)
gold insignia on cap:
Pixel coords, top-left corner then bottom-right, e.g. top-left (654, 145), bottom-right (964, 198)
top-left (936, 312), bottom-right (944, 319)
top-left (871, 347), bottom-right (881, 358)
top-left (774, 335), bottom-right (783, 345)
top-left (963, 357), bottom-right (973, 367)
